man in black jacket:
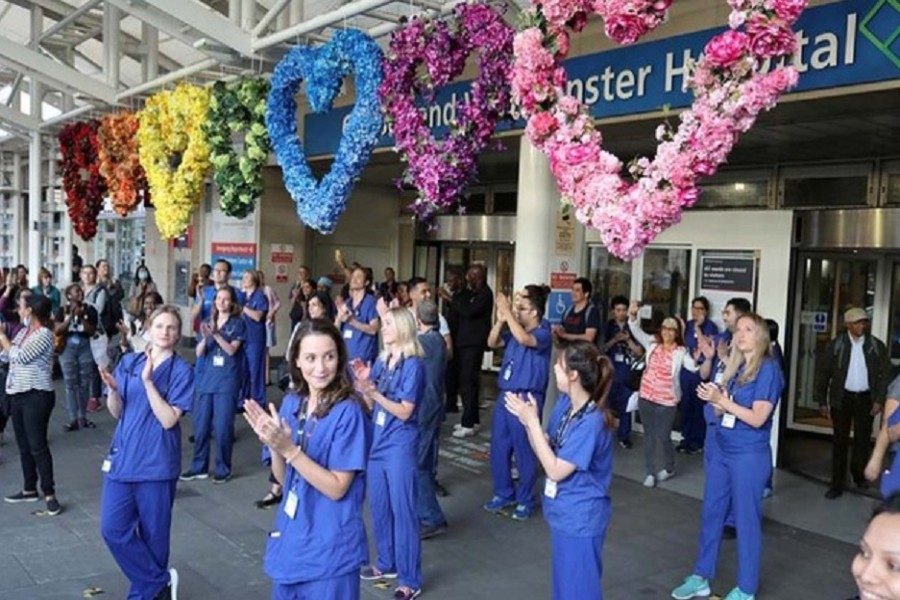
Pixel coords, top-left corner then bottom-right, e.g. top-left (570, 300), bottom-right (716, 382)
top-left (816, 307), bottom-right (891, 499)
top-left (440, 264), bottom-right (493, 438)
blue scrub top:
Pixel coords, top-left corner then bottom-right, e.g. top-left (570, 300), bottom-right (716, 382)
top-left (341, 294), bottom-right (379, 365)
top-left (498, 320), bottom-right (552, 393)
top-left (716, 358), bottom-right (783, 453)
top-left (242, 288), bottom-right (269, 344)
top-left (417, 329), bottom-right (446, 430)
top-left (370, 355), bottom-right (424, 460)
top-left (880, 407), bottom-right (900, 497)
top-left (107, 353), bottom-right (194, 482)
top-left (265, 394), bottom-right (370, 585)
top-left (682, 319), bottom-right (719, 381)
top-left (196, 316), bottom-right (246, 394)
top-left (543, 393), bottom-right (613, 537)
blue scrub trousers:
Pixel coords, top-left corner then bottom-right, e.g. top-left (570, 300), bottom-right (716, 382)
top-left (551, 528), bottom-right (606, 600)
top-left (272, 572), bottom-right (359, 600)
top-left (490, 391), bottom-right (544, 508)
top-left (703, 424), bottom-right (735, 528)
top-left (416, 420), bottom-right (446, 527)
top-left (101, 478), bottom-right (177, 600)
top-left (679, 370), bottom-right (706, 450)
top-left (694, 446), bottom-right (771, 594)
top-left (245, 341), bottom-right (267, 404)
top-left (610, 363), bottom-right (632, 442)
top-left (190, 391), bottom-right (238, 478)
top-left (369, 454), bottom-right (422, 590)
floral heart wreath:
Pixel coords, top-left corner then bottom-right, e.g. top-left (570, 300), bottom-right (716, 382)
top-left (380, 2), bottom-right (515, 223)
top-left (59, 120), bottom-right (108, 241)
top-left (513, 0), bottom-right (807, 259)
top-left (267, 29), bottom-right (384, 234)
top-left (98, 112), bottom-right (151, 217)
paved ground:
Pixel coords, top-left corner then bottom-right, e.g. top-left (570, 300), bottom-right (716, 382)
top-left (0, 378), bottom-right (863, 599)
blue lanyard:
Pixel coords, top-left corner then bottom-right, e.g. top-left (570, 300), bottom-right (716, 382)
top-left (375, 356), bottom-right (405, 396)
top-left (293, 397), bottom-right (319, 453)
top-left (551, 400), bottom-right (596, 450)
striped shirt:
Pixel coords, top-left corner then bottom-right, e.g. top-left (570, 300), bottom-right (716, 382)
top-left (640, 344), bottom-right (678, 406)
top-left (4, 327), bottom-right (55, 394)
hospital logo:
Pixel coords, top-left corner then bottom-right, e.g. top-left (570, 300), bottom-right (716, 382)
top-left (859, 0), bottom-right (900, 68)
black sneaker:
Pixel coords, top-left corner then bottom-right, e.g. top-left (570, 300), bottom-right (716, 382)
top-left (78, 418), bottom-right (96, 429)
top-left (179, 471), bottom-right (209, 482)
top-left (45, 497), bottom-right (61, 516)
top-left (212, 474), bottom-right (231, 484)
top-left (63, 420), bottom-right (79, 432)
top-left (154, 567), bottom-right (179, 600)
top-left (617, 439), bottom-right (633, 449)
top-left (4, 491), bottom-right (39, 503)
top-left (420, 522), bottom-right (448, 540)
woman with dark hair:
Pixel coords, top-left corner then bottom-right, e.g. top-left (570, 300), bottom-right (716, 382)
top-left (182, 286), bottom-right (246, 483)
top-left (677, 296), bottom-right (720, 455)
top-left (31, 268), bottom-right (62, 319)
top-left (672, 312), bottom-right (784, 600)
top-left (0, 294), bottom-right (61, 517)
top-left (851, 494), bottom-right (900, 600)
top-left (482, 285), bottom-right (552, 521)
top-left (126, 264), bottom-right (158, 319)
top-left (628, 300), bottom-right (699, 488)
top-left (505, 340), bottom-right (615, 599)
top-left (336, 266), bottom-right (380, 366)
top-left (98, 305), bottom-right (193, 600)
top-left (0, 286), bottom-right (32, 442)
top-left (117, 291), bottom-right (163, 355)
top-left (244, 319), bottom-right (370, 599)
top-left (57, 283), bottom-right (100, 431)
top-left (241, 269), bottom-right (269, 405)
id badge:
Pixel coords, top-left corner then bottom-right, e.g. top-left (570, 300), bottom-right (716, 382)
top-left (544, 478), bottom-right (558, 499)
top-left (614, 353), bottom-right (624, 363)
top-left (376, 410), bottom-right (386, 427)
top-left (213, 354), bottom-right (225, 367)
top-left (503, 365), bottom-right (512, 381)
top-left (284, 490), bottom-right (298, 519)
top-left (101, 458), bottom-right (112, 473)
top-left (343, 328), bottom-right (353, 340)
top-left (721, 413), bottom-right (737, 429)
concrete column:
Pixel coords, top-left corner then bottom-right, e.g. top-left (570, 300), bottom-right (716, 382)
top-left (513, 135), bottom-right (556, 291)
top-left (28, 5), bottom-right (42, 279)
top-left (11, 152), bottom-right (22, 268)
top-left (142, 23), bottom-right (159, 81)
top-left (229, 0), bottom-right (242, 25)
top-left (289, 0), bottom-right (304, 23)
top-left (104, 4), bottom-right (120, 89)
top-left (241, 0), bottom-right (255, 32)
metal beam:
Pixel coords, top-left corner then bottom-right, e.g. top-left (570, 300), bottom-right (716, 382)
top-left (37, 0), bottom-right (102, 43)
top-left (135, 0), bottom-right (254, 56)
top-left (0, 104), bottom-right (40, 135)
top-left (4, 74), bottom-right (23, 107)
top-left (252, 0), bottom-right (291, 35)
top-left (117, 57), bottom-right (220, 101)
top-left (0, 36), bottom-right (117, 104)
top-left (253, 0), bottom-right (396, 50)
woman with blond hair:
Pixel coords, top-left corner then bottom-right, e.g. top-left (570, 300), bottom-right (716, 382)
top-left (353, 307), bottom-right (425, 600)
top-left (671, 312), bottom-right (784, 600)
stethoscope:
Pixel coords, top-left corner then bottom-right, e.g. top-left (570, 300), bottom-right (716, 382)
top-left (551, 400), bottom-right (597, 450)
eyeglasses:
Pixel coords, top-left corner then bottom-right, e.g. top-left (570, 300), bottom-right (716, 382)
top-left (691, 305), bottom-right (705, 310)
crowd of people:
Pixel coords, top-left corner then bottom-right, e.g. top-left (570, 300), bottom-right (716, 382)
top-left (0, 253), bottom-right (897, 600)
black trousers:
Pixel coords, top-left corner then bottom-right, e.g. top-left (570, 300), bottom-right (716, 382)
top-left (445, 352), bottom-right (459, 413)
top-left (10, 389), bottom-right (56, 496)
top-left (457, 347), bottom-right (484, 428)
top-left (830, 391), bottom-right (874, 489)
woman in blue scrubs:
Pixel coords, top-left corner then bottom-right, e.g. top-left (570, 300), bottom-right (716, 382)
top-left (864, 376), bottom-right (900, 497)
top-left (98, 306), bottom-right (194, 600)
top-left (671, 312), bottom-right (784, 600)
top-left (484, 285), bottom-right (552, 521)
top-left (353, 307), bottom-right (425, 600)
top-left (241, 270), bottom-right (269, 405)
top-left (505, 340), bottom-right (615, 600)
top-left (182, 286), bottom-right (246, 483)
top-left (243, 318), bottom-right (370, 600)
top-left (677, 296), bottom-right (719, 454)
top-left (336, 267), bottom-right (380, 367)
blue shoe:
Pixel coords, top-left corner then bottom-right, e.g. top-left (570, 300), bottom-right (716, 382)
top-left (510, 504), bottom-right (533, 521)
top-left (671, 575), bottom-right (711, 599)
top-left (483, 496), bottom-right (515, 513)
top-left (723, 587), bottom-right (755, 600)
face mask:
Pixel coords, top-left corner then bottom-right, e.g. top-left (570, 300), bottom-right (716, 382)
top-left (138, 272), bottom-right (149, 281)
top-left (22, 316), bottom-right (31, 328)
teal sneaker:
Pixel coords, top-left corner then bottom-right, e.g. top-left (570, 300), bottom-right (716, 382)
top-left (671, 575), bottom-right (711, 599)
top-left (723, 587), bottom-right (755, 600)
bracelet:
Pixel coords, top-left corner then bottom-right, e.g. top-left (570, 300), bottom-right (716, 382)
top-left (284, 446), bottom-right (302, 464)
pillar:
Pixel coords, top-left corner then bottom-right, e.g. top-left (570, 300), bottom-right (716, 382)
top-left (513, 135), bottom-right (556, 291)
top-left (27, 5), bottom-right (42, 280)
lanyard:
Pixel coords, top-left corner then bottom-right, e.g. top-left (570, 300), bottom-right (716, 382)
top-left (375, 355), bottom-right (405, 396)
top-left (294, 396), bottom-right (319, 453)
top-left (552, 400), bottom-right (596, 450)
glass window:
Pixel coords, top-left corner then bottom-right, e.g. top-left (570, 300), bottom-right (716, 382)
top-left (886, 173), bottom-right (900, 206)
top-left (461, 193), bottom-right (486, 214)
top-left (888, 261), bottom-right (900, 361)
top-left (588, 246), bottom-right (632, 325)
top-left (492, 191), bottom-right (517, 214)
top-left (694, 180), bottom-right (768, 208)
top-left (781, 163), bottom-right (872, 208)
top-left (641, 248), bottom-right (691, 332)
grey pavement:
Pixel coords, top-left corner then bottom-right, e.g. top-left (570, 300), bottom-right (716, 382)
top-left (0, 380), bottom-right (863, 599)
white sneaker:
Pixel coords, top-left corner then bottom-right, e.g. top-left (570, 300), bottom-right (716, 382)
top-left (656, 469), bottom-right (675, 483)
top-left (452, 427), bottom-right (476, 438)
top-left (643, 474), bottom-right (656, 488)
top-left (168, 567), bottom-right (179, 600)
top-left (453, 423), bottom-right (480, 432)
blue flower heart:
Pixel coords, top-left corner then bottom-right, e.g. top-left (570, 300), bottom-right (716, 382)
top-left (266, 29), bottom-right (384, 234)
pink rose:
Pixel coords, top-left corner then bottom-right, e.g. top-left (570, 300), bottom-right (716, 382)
top-left (704, 31), bottom-right (750, 68)
top-left (527, 112), bottom-right (559, 140)
top-left (772, 0), bottom-right (806, 23)
top-left (565, 142), bottom-right (599, 165)
top-left (603, 14), bottom-right (648, 45)
top-left (746, 15), bottom-right (797, 57)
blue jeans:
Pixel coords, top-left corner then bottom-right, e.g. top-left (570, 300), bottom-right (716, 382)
top-left (60, 336), bottom-right (95, 421)
top-left (415, 421), bottom-right (446, 527)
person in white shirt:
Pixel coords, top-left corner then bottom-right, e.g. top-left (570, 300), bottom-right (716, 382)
top-left (816, 307), bottom-right (891, 499)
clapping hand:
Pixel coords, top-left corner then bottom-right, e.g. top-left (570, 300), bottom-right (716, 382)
top-left (98, 367), bottom-right (118, 392)
top-left (496, 293), bottom-right (512, 321)
top-left (243, 400), bottom-right (294, 457)
top-left (697, 382), bottom-right (730, 410)
top-left (504, 392), bottom-right (540, 429)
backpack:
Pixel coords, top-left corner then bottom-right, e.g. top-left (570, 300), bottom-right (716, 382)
top-left (560, 302), bottom-right (601, 348)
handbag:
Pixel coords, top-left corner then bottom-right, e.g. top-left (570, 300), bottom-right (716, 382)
top-left (90, 334), bottom-right (110, 369)
top-left (625, 356), bottom-right (646, 391)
